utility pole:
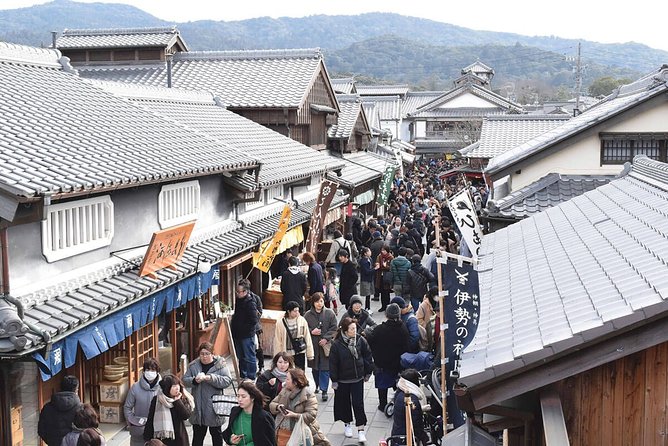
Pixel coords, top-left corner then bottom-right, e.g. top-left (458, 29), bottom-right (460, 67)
top-left (574, 42), bottom-right (582, 116)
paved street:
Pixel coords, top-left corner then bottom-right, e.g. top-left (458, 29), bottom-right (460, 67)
top-left (107, 309), bottom-right (394, 446)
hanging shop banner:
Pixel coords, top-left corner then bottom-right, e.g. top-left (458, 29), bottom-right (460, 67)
top-left (139, 221), bottom-right (196, 278)
top-left (252, 204), bottom-right (292, 273)
top-left (447, 188), bottom-right (483, 259)
top-left (443, 260), bottom-right (480, 382)
top-left (304, 180), bottom-right (339, 254)
top-left (376, 164), bottom-right (396, 206)
top-left (394, 150), bottom-right (404, 178)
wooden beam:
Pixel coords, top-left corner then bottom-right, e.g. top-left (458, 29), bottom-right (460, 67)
top-left (540, 388), bottom-right (570, 446)
top-left (469, 315), bottom-right (668, 409)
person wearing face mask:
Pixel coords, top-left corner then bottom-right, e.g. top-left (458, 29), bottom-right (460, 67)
top-left (183, 342), bottom-right (233, 446)
top-left (124, 358), bottom-right (162, 446)
top-left (256, 351), bottom-right (295, 403)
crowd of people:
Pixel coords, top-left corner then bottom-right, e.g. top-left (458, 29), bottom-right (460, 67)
top-left (37, 158), bottom-right (483, 446)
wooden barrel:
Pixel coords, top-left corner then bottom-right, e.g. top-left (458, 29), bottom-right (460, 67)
top-left (263, 289), bottom-right (284, 311)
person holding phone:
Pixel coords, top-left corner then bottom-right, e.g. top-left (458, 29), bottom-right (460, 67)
top-left (269, 368), bottom-right (331, 446)
top-left (143, 374), bottom-right (194, 446)
top-left (222, 380), bottom-right (276, 446)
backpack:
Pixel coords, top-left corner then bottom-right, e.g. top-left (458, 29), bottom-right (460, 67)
top-left (411, 315), bottom-right (430, 351)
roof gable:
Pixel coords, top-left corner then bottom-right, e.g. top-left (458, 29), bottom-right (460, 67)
top-left (410, 83), bottom-right (521, 117)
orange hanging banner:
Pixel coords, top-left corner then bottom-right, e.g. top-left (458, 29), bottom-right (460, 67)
top-left (252, 204), bottom-right (292, 273)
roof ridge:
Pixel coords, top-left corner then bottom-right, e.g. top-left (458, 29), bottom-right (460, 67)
top-left (336, 94), bottom-right (360, 102)
top-left (494, 172), bottom-right (560, 210)
top-left (89, 80), bottom-right (215, 103)
top-left (485, 114), bottom-right (571, 121)
top-left (0, 42), bottom-right (62, 67)
top-left (630, 155), bottom-right (668, 189)
top-left (174, 48), bottom-right (322, 61)
top-left (62, 26), bottom-right (178, 36)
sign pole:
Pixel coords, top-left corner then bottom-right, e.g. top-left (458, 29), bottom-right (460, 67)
top-left (435, 221), bottom-right (448, 431)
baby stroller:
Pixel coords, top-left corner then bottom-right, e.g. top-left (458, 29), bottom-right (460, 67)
top-left (384, 370), bottom-right (443, 446)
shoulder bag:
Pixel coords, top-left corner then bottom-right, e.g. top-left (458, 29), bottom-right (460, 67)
top-left (283, 319), bottom-right (307, 354)
top-left (211, 380), bottom-right (238, 417)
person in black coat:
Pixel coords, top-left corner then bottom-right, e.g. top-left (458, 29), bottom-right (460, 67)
top-left (231, 279), bottom-right (260, 379)
top-left (222, 380), bottom-right (276, 446)
top-left (403, 255), bottom-right (435, 311)
top-left (38, 375), bottom-right (83, 446)
top-left (329, 317), bottom-right (374, 441)
top-left (280, 256), bottom-right (307, 313)
top-left (366, 304), bottom-right (410, 411)
top-left (144, 374), bottom-right (194, 446)
top-left (337, 249), bottom-right (358, 309)
top-left (303, 252), bottom-right (324, 299)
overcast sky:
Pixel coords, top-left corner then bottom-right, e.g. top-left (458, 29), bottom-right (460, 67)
top-left (4, 0), bottom-right (668, 52)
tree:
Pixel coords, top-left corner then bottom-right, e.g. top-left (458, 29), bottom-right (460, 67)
top-left (588, 76), bottom-right (632, 97)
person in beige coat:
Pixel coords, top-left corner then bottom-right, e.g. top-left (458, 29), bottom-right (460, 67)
top-left (269, 368), bottom-right (331, 446)
top-left (273, 301), bottom-right (314, 370)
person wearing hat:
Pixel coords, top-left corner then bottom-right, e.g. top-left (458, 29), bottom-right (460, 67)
top-left (390, 296), bottom-right (421, 353)
top-left (365, 303), bottom-right (410, 412)
top-left (340, 295), bottom-right (376, 334)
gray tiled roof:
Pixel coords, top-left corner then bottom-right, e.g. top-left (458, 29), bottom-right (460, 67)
top-left (357, 84), bottom-right (409, 97)
top-left (362, 102), bottom-right (380, 131)
top-left (487, 173), bottom-right (615, 220)
top-left (326, 151), bottom-right (397, 187)
top-left (328, 95), bottom-right (365, 139)
top-left (18, 193), bottom-right (348, 348)
top-left (409, 83), bottom-right (522, 118)
top-left (486, 66), bottom-right (668, 175)
top-left (330, 77), bottom-right (356, 94)
top-left (57, 27), bottom-right (186, 50)
top-left (410, 108), bottom-right (512, 119)
top-left (0, 43), bottom-right (257, 199)
top-left (360, 96), bottom-right (402, 121)
top-left (96, 82), bottom-right (343, 188)
top-left (402, 91), bottom-right (444, 117)
top-left (460, 156), bottom-right (668, 388)
top-left (462, 60), bottom-right (494, 75)
top-left (78, 48), bottom-right (331, 109)
top-left (464, 115), bottom-right (571, 159)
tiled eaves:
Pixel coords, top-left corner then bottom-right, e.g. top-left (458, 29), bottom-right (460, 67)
top-left (173, 48), bottom-right (322, 62)
top-left (57, 27), bottom-right (187, 51)
top-left (17, 194), bottom-right (347, 351)
top-left (486, 69), bottom-right (668, 175)
top-left (459, 161), bottom-right (668, 388)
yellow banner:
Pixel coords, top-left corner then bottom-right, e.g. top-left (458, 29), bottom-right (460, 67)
top-left (252, 204), bottom-right (292, 273)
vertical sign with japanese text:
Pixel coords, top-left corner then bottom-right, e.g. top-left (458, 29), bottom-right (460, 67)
top-left (447, 188), bottom-right (483, 259)
top-left (139, 221), bottom-right (195, 277)
top-left (304, 180), bottom-right (339, 254)
top-left (252, 204), bottom-right (292, 273)
top-left (376, 164), bottom-right (396, 206)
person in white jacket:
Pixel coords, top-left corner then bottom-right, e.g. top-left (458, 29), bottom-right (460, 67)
top-left (124, 358), bottom-right (161, 446)
top-left (325, 230), bottom-right (351, 275)
top-left (273, 301), bottom-right (314, 370)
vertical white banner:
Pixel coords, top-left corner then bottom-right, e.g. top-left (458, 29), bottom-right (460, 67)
top-left (447, 188), bottom-right (483, 259)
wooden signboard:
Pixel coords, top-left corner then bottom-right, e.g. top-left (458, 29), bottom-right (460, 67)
top-left (223, 315), bottom-right (240, 380)
top-left (139, 221), bottom-right (195, 278)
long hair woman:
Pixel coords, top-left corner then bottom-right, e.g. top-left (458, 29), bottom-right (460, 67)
top-left (328, 317), bottom-right (374, 443)
top-left (222, 380), bottom-right (276, 446)
top-left (256, 351), bottom-right (295, 403)
top-left (143, 374), bottom-right (194, 446)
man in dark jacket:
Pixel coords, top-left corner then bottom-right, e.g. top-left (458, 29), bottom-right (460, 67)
top-left (231, 279), bottom-right (260, 379)
top-left (338, 249), bottom-right (359, 309)
top-left (280, 256), bottom-right (307, 313)
top-left (38, 375), bottom-right (83, 446)
top-left (391, 296), bottom-right (421, 353)
top-left (369, 231), bottom-right (386, 302)
top-left (366, 304), bottom-right (410, 410)
top-left (403, 254), bottom-right (435, 311)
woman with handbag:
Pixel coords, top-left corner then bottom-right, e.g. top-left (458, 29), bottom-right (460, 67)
top-left (182, 342), bottom-right (233, 446)
top-left (329, 317), bottom-right (375, 443)
top-left (269, 368), bottom-right (331, 446)
top-left (304, 292), bottom-right (337, 401)
top-left (376, 244), bottom-right (394, 312)
top-left (256, 351), bottom-right (295, 404)
top-left (222, 380), bottom-right (276, 446)
top-left (273, 300), bottom-right (314, 370)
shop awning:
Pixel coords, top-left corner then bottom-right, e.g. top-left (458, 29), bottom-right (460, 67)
top-left (32, 269), bottom-right (215, 381)
top-left (353, 189), bottom-right (375, 205)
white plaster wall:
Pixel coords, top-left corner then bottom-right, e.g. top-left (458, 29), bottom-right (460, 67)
top-left (415, 121), bottom-right (427, 138)
top-left (508, 101), bottom-right (668, 191)
top-left (439, 92), bottom-right (495, 108)
top-left (8, 175), bottom-right (235, 293)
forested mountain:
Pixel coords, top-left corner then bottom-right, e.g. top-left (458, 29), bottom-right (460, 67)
top-left (0, 0), bottom-right (663, 98)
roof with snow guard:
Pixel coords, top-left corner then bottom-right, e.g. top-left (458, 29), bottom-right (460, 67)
top-left (460, 156), bottom-right (668, 407)
top-left (94, 82), bottom-right (343, 189)
top-left (57, 26), bottom-right (188, 51)
top-left (77, 48), bottom-right (337, 110)
top-left (486, 65), bottom-right (668, 176)
top-left (0, 43), bottom-right (257, 201)
top-left (462, 115), bottom-right (571, 159)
